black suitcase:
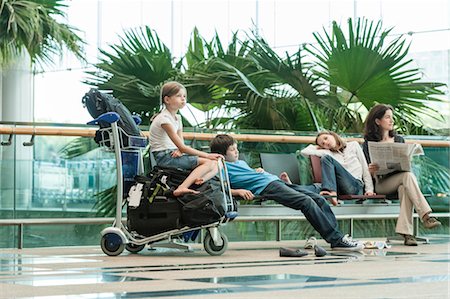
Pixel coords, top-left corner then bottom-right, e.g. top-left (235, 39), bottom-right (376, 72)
top-left (127, 196), bottom-right (183, 236)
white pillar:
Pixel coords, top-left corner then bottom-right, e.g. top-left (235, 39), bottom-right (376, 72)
top-left (0, 55), bottom-right (34, 209)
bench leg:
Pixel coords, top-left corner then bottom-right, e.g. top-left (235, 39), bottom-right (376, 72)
top-left (276, 220), bottom-right (281, 241)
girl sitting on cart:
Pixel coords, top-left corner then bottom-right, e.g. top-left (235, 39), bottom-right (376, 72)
top-left (149, 81), bottom-right (223, 197)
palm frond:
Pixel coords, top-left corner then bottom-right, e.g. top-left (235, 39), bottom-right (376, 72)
top-left (306, 17), bottom-right (447, 132)
top-left (0, 0), bottom-right (85, 67)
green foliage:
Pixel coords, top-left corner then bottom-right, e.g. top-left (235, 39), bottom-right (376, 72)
top-left (306, 18), bottom-right (446, 133)
top-left (0, 0), bottom-right (85, 67)
top-left (84, 26), bottom-right (182, 125)
top-left (413, 156), bottom-right (450, 195)
top-left (92, 185), bottom-right (117, 217)
top-left (80, 18), bottom-right (448, 216)
top-left (59, 137), bottom-right (98, 159)
top-left (85, 18), bottom-right (447, 133)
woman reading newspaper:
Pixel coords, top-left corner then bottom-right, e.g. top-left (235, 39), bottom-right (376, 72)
top-left (363, 104), bottom-right (441, 246)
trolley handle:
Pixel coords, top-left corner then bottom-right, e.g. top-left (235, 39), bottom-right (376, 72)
top-left (87, 112), bottom-right (120, 126)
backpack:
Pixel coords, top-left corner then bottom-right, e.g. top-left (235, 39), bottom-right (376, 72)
top-left (128, 166), bottom-right (190, 208)
top-left (82, 88), bottom-right (141, 145)
top-left (178, 177), bottom-right (235, 226)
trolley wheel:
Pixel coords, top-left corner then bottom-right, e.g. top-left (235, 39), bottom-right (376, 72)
top-left (101, 233), bottom-right (125, 256)
top-left (203, 231), bottom-right (228, 256)
top-left (125, 243), bottom-right (145, 254)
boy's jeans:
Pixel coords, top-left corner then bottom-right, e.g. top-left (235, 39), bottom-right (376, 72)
top-left (320, 155), bottom-right (364, 195)
top-left (261, 180), bottom-right (343, 245)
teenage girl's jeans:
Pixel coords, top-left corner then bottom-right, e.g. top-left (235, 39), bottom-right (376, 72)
top-left (320, 155), bottom-right (364, 195)
top-left (261, 180), bottom-right (343, 245)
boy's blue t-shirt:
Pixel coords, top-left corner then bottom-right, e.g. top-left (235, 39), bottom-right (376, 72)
top-left (225, 160), bottom-right (279, 195)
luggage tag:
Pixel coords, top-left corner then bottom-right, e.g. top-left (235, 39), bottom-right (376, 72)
top-left (160, 175), bottom-right (170, 189)
top-left (127, 183), bottom-right (143, 207)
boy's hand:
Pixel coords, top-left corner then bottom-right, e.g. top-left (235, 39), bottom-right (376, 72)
top-left (365, 191), bottom-right (376, 196)
top-left (255, 167), bottom-right (264, 173)
top-left (206, 153), bottom-right (223, 160)
top-left (233, 189), bottom-right (254, 200)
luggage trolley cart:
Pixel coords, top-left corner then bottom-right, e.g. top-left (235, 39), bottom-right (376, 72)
top-left (88, 112), bottom-right (237, 256)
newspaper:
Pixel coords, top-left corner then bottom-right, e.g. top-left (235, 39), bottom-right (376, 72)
top-left (368, 142), bottom-right (424, 176)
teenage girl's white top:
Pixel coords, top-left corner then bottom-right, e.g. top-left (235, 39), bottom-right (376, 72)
top-left (149, 109), bottom-right (182, 152)
top-left (301, 141), bottom-right (374, 193)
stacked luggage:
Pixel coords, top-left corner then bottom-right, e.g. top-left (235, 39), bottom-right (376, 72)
top-left (83, 90), bottom-right (237, 256)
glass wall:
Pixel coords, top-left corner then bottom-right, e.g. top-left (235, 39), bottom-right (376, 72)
top-left (34, 0), bottom-right (450, 127)
top-left (0, 125), bottom-right (448, 248)
top-left (2, 0), bottom-right (449, 248)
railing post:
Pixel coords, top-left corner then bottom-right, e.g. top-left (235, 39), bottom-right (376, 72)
top-left (18, 224), bottom-right (24, 249)
top-left (276, 220), bottom-right (281, 241)
top-left (349, 218), bottom-right (354, 236)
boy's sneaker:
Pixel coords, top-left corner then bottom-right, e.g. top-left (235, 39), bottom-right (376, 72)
top-left (331, 235), bottom-right (364, 251)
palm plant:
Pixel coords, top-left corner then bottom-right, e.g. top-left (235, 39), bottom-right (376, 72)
top-left (306, 17), bottom-right (446, 133)
top-left (84, 26), bottom-right (182, 125)
top-left (0, 0), bottom-right (85, 67)
top-left (236, 34), bottom-right (325, 131)
top-left (184, 30), bottom-right (325, 131)
top-left (70, 22), bottom-right (448, 216)
top-left (183, 28), bottom-right (263, 128)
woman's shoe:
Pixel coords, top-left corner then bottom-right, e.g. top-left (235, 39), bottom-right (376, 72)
top-left (423, 217), bottom-right (441, 229)
top-left (403, 234), bottom-right (418, 246)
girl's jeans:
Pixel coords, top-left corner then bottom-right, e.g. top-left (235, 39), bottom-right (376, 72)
top-left (320, 155), bottom-right (364, 195)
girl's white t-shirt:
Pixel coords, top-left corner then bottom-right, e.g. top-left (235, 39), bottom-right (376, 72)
top-left (149, 109), bottom-right (182, 152)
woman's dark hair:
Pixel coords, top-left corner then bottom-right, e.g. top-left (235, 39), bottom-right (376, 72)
top-left (210, 134), bottom-right (236, 156)
top-left (364, 104), bottom-right (396, 141)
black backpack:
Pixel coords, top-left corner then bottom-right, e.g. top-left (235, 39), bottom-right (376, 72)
top-left (132, 166), bottom-right (190, 203)
top-left (82, 89), bottom-right (141, 145)
top-left (179, 177), bottom-right (237, 226)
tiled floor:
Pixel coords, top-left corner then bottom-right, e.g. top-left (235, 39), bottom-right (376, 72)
top-left (1, 236), bottom-right (449, 298)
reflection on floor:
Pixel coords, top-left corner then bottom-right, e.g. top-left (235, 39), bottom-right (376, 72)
top-left (1, 236), bottom-right (449, 298)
